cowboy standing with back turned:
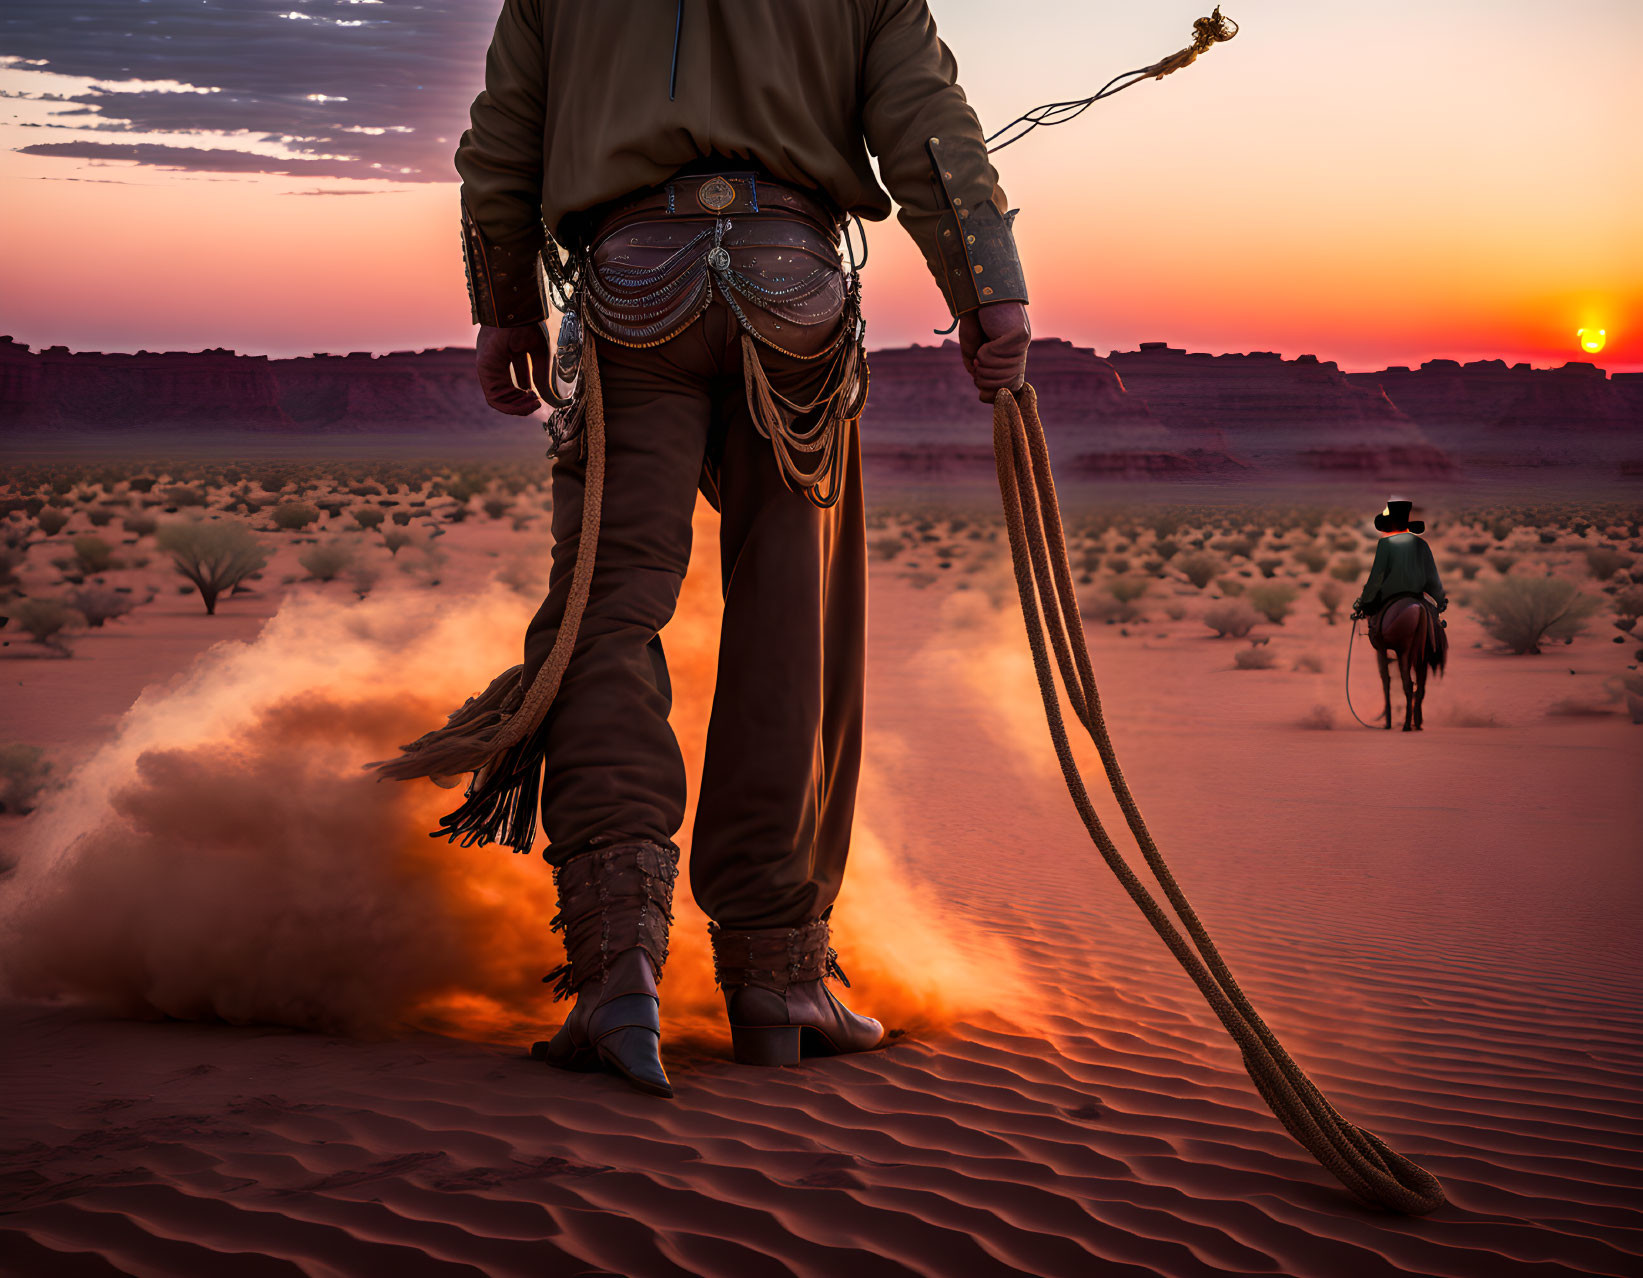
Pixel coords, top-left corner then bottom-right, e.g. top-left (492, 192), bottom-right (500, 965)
top-left (378, 0), bottom-right (1033, 1096)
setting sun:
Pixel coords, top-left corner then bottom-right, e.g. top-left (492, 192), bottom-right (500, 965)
top-left (1578, 327), bottom-right (1607, 354)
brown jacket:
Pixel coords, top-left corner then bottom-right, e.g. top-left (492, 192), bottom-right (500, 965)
top-left (455, 0), bottom-right (1026, 325)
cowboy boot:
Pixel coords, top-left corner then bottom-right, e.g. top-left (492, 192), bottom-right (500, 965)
top-left (710, 914), bottom-right (884, 1067)
top-left (530, 838), bottom-right (679, 1097)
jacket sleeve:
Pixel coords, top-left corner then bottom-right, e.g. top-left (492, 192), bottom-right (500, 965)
top-left (1357, 540), bottom-right (1389, 610)
top-left (1420, 538), bottom-right (1447, 610)
top-left (453, 0), bottom-right (549, 327)
top-left (859, 0), bottom-right (1028, 317)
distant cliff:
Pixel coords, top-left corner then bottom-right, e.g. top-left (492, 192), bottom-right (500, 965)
top-left (4, 335), bottom-right (1638, 478)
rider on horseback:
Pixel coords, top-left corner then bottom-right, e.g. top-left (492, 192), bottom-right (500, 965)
top-left (1351, 497), bottom-right (1449, 730)
top-left (1351, 496), bottom-right (1447, 628)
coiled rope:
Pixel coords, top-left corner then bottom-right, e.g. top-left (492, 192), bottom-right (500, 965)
top-left (992, 383), bottom-right (1446, 1215)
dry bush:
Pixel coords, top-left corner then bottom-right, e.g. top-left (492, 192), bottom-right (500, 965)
top-left (2, 598), bottom-right (86, 654)
top-left (870, 535), bottom-right (904, 562)
top-left (122, 511), bottom-right (158, 537)
top-left (64, 586), bottom-right (136, 628)
top-left (71, 534), bottom-right (115, 574)
top-left (1154, 537), bottom-right (1180, 561)
top-left (382, 530), bottom-right (414, 557)
top-left (1203, 600), bottom-right (1261, 638)
top-left (36, 508), bottom-right (71, 537)
top-left (1107, 576), bottom-right (1148, 604)
top-left (1176, 552), bottom-right (1221, 589)
top-left (1488, 553), bottom-right (1518, 576)
top-left (390, 509), bottom-right (413, 526)
top-left (348, 563), bottom-right (381, 598)
top-left (1584, 547), bottom-right (1634, 581)
top-left (1215, 576), bottom-right (1245, 596)
top-left (1474, 576), bottom-right (1602, 654)
top-left (161, 485), bottom-right (205, 509)
top-left (1459, 561), bottom-right (1481, 580)
top-left (482, 496), bottom-right (513, 521)
top-left (1247, 583), bottom-right (1298, 624)
top-left (273, 502), bottom-right (320, 531)
top-left (0, 547), bottom-right (24, 591)
top-left (1612, 587), bottom-right (1643, 622)
top-left (1256, 556), bottom-right (1284, 578)
top-left (1233, 645), bottom-right (1277, 670)
top-left (1163, 601), bottom-right (1188, 621)
top-left (1292, 651), bottom-right (1324, 673)
top-left (352, 506), bottom-right (386, 531)
top-left (1329, 557), bottom-right (1364, 583)
top-left (297, 540), bottom-right (359, 583)
top-left (1298, 704), bottom-right (1334, 729)
top-left (0, 744), bottom-right (57, 813)
top-left (156, 519), bottom-right (269, 615)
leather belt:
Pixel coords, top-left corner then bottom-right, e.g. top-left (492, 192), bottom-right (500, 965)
top-left (591, 171), bottom-right (843, 246)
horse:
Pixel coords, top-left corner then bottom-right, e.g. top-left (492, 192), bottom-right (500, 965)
top-left (1365, 594), bottom-right (1447, 731)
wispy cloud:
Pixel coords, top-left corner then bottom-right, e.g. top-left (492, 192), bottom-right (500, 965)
top-left (1, 1), bottom-right (496, 182)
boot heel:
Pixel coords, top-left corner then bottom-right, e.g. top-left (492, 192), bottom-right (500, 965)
top-left (731, 1024), bottom-right (802, 1066)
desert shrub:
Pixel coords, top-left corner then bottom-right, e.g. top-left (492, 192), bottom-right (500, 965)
top-left (71, 534), bottom-right (115, 574)
top-left (1213, 535), bottom-right (1257, 560)
top-left (1488, 553), bottom-right (1518, 576)
top-left (348, 563), bottom-right (381, 598)
top-left (1203, 600), bottom-right (1261, 638)
top-left (1233, 645), bottom-right (1277, 669)
top-left (1176, 552), bottom-right (1221, 589)
top-left (0, 744), bottom-right (57, 813)
top-left (1459, 561), bottom-right (1481, 580)
top-left (482, 496), bottom-right (512, 521)
top-left (1256, 556), bottom-right (1284, 579)
top-left (317, 499), bottom-right (348, 519)
top-left (2, 598), bottom-right (85, 654)
top-left (161, 485), bottom-right (205, 509)
top-left (0, 546), bottom-right (23, 590)
top-left (870, 535), bottom-right (904, 562)
top-left (298, 540), bottom-right (359, 582)
top-left (1474, 576), bottom-right (1602, 654)
top-left (1163, 601), bottom-right (1187, 621)
top-left (382, 530), bottom-right (414, 557)
top-left (1154, 537), bottom-right (1180, 562)
top-left (1247, 583), bottom-right (1298, 624)
top-left (128, 475), bottom-right (157, 493)
top-left (1215, 576), bottom-right (1245, 596)
top-left (1490, 516), bottom-right (1515, 541)
top-left (65, 586), bottom-right (136, 627)
top-left (156, 519), bottom-right (269, 615)
top-left (352, 506), bottom-right (386, 531)
top-left (1298, 704), bottom-right (1334, 730)
top-left (390, 509), bottom-right (414, 526)
top-left (1107, 576), bottom-right (1148, 604)
top-left (1613, 587), bottom-right (1643, 621)
top-left (122, 511), bottom-right (159, 537)
top-left (1584, 547), bottom-right (1634, 581)
top-left (86, 505), bottom-right (116, 527)
top-left (1538, 530), bottom-right (1558, 545)
top-left (36, 508), bottom-right (71, 536)
top-left (1329, 557), bottom-right (1364, 583)
top-left (273, 502), bottom-right (321, 531)
top-left (1292, 651), bottom-right (1325, 673)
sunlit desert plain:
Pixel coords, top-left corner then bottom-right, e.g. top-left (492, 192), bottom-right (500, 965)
top-left (1, 456), bottom-right (1640, 1276)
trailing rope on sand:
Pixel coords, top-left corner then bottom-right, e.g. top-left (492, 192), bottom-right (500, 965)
top-left (992, 382), bottom-right (1446, 1216)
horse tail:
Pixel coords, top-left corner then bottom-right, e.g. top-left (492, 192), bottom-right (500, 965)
top-left (1426, 602), bottom-right (1447, 679)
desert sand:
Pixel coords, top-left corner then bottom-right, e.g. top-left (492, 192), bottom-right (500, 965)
top-left (2, 464), bottom-right (1641, 1277)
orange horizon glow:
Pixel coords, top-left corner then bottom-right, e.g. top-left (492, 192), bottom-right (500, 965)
top-left (1, 2), bottom-right (1638, 373)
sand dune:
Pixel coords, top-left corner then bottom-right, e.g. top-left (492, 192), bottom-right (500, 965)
top-left (3, 498), bottom-right (1641, 1276)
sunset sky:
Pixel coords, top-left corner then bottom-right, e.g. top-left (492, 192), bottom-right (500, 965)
top-left (2, 0), bottom-right (1638, 371)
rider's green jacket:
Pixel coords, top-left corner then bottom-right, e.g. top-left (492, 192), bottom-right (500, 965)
top-left (1354, 531), bottom-right (1446, 615)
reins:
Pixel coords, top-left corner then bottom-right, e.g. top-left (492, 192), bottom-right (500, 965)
top-left (992, 382), bottom-right (1445, 1215)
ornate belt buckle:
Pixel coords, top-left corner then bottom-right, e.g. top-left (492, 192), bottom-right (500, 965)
top-left (697, 175), bottom-right (736, 212)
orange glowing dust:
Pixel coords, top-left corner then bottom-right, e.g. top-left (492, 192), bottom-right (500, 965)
top-left (0, 499), bottom-right (1036, 1053)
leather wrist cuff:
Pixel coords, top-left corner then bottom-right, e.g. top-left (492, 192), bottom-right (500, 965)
top-left (461, 198), bottom-right (549, 328)
top-left (926, 137), bottom-right (1029, 317)
top-left (708, 916), bottom-right (846, 993)
top-left (544, 839), bottom-right (680, 999)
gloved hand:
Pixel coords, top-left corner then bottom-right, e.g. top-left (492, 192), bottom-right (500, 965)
top-left (476, 322), bottom-right (551, 416)
top-left (958, 301), bottom-right (1031, 403)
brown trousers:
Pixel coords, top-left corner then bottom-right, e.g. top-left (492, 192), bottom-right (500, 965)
top-left (519, 299), bottom-right (866, 931)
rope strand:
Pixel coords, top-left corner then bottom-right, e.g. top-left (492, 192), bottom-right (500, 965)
top-left (992, 383), bottom-right (1445, 1215)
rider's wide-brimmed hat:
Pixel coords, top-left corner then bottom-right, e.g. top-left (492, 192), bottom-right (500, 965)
top-left (1374, 496), bottom-right (1425, 534)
